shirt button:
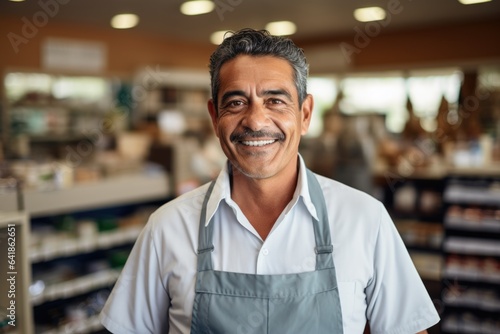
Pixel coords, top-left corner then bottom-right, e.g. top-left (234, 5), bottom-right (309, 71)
top-left (261, 248), bottom-right (269, 256)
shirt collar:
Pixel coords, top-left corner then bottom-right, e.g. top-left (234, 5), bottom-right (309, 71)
top-left (295, 154), bottom-right (319, 221)
top-left (204, 154), bottom-right (319, 226)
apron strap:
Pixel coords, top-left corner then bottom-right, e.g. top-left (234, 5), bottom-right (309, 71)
top-left (306, 169), bottom-right (335, 270)
top-left (197, 169), bottom-right (335, 272)
top-left (196, 179), bottom-right (217, 271)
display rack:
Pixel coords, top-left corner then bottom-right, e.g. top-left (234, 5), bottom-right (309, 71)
top-left (0, 167), bottom-right (170, 333)
top-left (373, 168), bottom-right (445, 282)
top-left (2, 72), bottom-right (115, 160)
top-left (24, 171), bottom-right (170, 218)
top-left (372, 166), bottom-right (446, 334)
top-left (0, 211), bottom-right (33, 334)
top-left (441, 170), bottom-right (500, 334)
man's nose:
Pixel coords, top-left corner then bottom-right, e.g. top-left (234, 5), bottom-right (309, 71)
top-left (241, 102), bottom-right (271, 132)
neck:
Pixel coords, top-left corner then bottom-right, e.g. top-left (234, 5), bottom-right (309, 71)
top-left (229, 159), bottom-right (299, 239)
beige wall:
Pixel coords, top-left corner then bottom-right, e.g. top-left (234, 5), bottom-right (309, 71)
top-left (1, 15), bottom-right (500, 78)
top-left (0, 16), bottom-right (213, 78)
top-left (298, 19), bottom-right (500, 73)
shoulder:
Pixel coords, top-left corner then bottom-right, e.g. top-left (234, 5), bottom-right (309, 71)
top-left (144, 182), bottom-right (213, 245)
top-left (311, 172), bottom-right (388, 251)
top-left (313, 172), bottom-right (384, 215)
top-left (150, 183), bottom-right (211, 223)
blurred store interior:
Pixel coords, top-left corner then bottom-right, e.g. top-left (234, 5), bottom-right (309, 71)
top-left (1, 0), bottom-right (500, 333)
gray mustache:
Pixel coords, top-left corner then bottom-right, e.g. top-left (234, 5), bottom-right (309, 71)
top-left (230, 130), bottom-right (285, 142)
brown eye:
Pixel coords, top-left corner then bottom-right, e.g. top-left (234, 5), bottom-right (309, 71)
top-left (230, 101), bottom-right (244, 107)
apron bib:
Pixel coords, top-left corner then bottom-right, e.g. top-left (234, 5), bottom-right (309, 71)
top-left (191, 169), bottom-right (343, 333)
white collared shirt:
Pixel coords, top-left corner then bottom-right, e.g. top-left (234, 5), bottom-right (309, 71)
top-left (100, 156), bottom-right (440, 334)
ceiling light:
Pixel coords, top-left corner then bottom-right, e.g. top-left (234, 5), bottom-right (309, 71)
top-left (457, 0), bottom-right (491, 4)
top-left (180, 0), bottom-right (215, 15)
top-left (354, 7), bottom-right (387, 22)
top-left (111, 14), bottom-right (139, 29)
top-left (210, 30), bottom-right (233, 45)
top-left (8, 0), bottom-right (26, 2)
top-left (265, 21), bottom-right (297, 36)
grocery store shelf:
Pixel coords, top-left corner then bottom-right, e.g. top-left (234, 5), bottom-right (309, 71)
top-left (443, 184), bottom-right (500, 206)
top-left (24, 170), bottom-right (170, 218)
top-left (443, 289), bottom-right (500, 313)
top-left (445, 216), bottom-right (500, 233)
top-left (0, 211), bottom-right (33, 334)
top-left (0, 211), bottom-right (28, 228)
top-left (443, 267), bottom-right (500, 284)
top-left (31, 268), bottom-right (121, 306)
top-left (444, 237), bottom-right (500, 257)
top-left (442, 317), bottom-right (499, 334)
top-left (30, 225), bottom-right (143, 263)
top-left (40, 314), bottom-right (102, 334)
top-left (447, 165), bottom-right (500, 177)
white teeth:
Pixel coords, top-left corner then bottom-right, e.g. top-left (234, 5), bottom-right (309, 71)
top-left (241, 140), bottom-right (275, 147)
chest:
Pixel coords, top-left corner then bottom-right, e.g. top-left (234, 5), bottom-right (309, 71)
top-left (165, 208), bottom-right (372, 333)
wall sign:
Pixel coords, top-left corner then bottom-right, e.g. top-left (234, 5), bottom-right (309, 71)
top-left (41, 37), bottom-right (107, 73)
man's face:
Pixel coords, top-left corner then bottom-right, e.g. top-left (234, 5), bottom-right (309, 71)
top-left (208, 55), bottom-right (313, 180)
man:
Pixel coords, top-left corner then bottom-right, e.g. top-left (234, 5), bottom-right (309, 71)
top-left (100, 29), bottom-right (440, 333)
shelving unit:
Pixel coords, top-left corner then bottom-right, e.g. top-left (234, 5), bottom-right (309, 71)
top-left (0, 167), bottom-right (170, 333)
top-left (373, 170), bottom-right (445, 282)
top-left (0, 211), bottom-right (33, 334)
top-left (372, 167), bottom-right (446, 334)
top-left (133, 67), bottom-right (210, 124)
top-left (133, 67), bottom-right (226, 195)
top-left (2, 72), bottom-right (115, 160)
top-left (441, 171), bottom-right (500, 334)
top-left (28, 168), bottom-right (169, 333)
top-left (24, 171), bottom-right (170, 218)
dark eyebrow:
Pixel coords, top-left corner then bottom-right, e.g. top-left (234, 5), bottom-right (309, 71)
top-left (220, 90), bottom-right (247, 106)
top-left (261, 89), bottom-right (293, 101)
top-left (219, 88), bottom-right (294, 107)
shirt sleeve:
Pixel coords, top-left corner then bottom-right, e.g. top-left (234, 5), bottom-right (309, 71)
top-left (100, 218), bottom-right (170, 334)
top-left (365, 203), bottom-right (440, 334)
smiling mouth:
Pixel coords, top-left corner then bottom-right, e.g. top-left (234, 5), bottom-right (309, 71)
top-left (231, 130), bottom-right (285, 147)
top-left (241, 139), bottom-right (277, 147)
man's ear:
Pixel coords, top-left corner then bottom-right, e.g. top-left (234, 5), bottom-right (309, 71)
top-left (207, 99), bottom-right (219, 138)
top-left (300, 94), bottom-right (314, 135)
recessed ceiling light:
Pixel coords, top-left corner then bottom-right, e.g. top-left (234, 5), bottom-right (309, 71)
top-left (210, 30), bottom-right (233, 45)
top-left (8, 0), bottom-right (26, 2)
top-left (111, 14), bottom-right (139, 29)
top-left (180, 0), bottom-right (215, 15)
top-left (457, 0), bottom-right (491, 4)
top-left (354, 7), bottom-right (387, 22)
top-left (265, 21), bottom-right (297, 36)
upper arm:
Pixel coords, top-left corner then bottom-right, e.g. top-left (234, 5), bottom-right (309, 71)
top-left (364, 204), bottom-right (440, 334)
top-left (101, 219), bottom-right (170, 333)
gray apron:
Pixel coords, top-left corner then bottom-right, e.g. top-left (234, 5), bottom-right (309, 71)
top-left (191, 169), bottom-right (344, 333)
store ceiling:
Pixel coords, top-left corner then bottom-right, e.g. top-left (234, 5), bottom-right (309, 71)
top-left (2, 0), bottom-right (500, 45)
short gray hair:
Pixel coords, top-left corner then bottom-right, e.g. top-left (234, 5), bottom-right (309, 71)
top-left (209, 28), bottom-right (309, 112)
